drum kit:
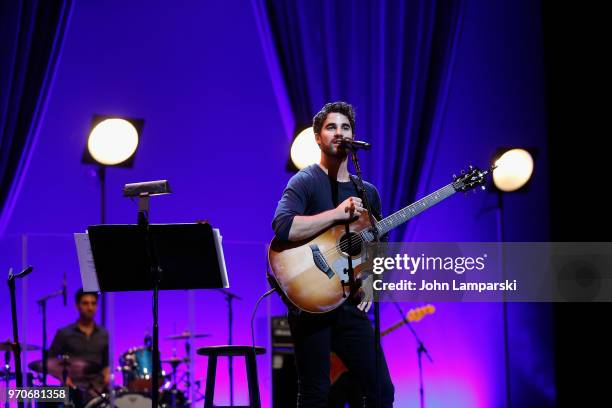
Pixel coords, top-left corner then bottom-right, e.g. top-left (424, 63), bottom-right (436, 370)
top-left (2, 331), bottom-right (209, 408)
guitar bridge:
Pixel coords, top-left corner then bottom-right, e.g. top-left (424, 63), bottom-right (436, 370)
top-left (309, 244), bottom-right (335, 279)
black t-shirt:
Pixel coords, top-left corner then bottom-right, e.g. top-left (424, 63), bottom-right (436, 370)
top-left (272, 164), bottom-right (382, 241)
top-left (48, 322), bottom-right (109, 386)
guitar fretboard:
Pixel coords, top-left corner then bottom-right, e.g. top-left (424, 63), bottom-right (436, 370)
top-left (375, 184), bottom-right (456, 237)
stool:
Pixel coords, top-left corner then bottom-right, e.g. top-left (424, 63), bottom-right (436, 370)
top-left (197, 345), bottom-right (266, 408)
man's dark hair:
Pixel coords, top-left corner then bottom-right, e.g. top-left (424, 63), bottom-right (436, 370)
top-left (312, 101), bottom-right (356, 135)
top-left (75, 288), bottom-right (99, 304)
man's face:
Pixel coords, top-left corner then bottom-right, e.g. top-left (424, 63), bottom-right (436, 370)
top-left (316, 112), bottom-right (354, 158)
top-left (77, 295), bottom-right (97, 320)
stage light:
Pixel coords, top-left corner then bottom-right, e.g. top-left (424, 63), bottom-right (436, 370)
top-left (87, 118), bottom-right (139, 166)
top-left (493, 148), bottom-right (534, 192)
top-left (290, 127), bottom-right (319, 170)
top-left (81, 114), bottom-right (144, 327)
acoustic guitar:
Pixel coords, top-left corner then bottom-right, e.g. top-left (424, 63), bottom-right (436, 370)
top-left (268, 165), bottom-right (493, 313)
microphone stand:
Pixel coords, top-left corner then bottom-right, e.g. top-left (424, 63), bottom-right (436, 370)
top-left (391, 300), bottom-right (432, 408)
top-left (7, 266), bottom-right (33, 408)
top-left (347, 146), bottom-right (383, 408)
top-left (216, 289), bottom-right (242, 406)
top-left (36, 288), bottom-right (64, 385)
top-left (4, 346), bottom-right (11, 408)
top-left (137, 195), bottom-right (163, 408)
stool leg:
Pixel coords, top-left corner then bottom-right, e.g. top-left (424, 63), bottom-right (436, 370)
top-left (204, 355), bottom-right (217, 408)
top-left (245, 351), bottom-right (261, 408)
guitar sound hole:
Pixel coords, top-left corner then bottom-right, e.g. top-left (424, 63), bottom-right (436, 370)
top-left (339, 232), bottom-right (363, 257)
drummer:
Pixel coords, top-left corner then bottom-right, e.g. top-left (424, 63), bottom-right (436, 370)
top-left (48, 289), bottom-right (109, 394)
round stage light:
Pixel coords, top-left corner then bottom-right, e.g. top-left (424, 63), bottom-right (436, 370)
top-left (87, 118), bottom-right (139, 165)
top-left (290, 127), bottom-right (319, 170)
top-left (493, 148), bottom-right (534, 192)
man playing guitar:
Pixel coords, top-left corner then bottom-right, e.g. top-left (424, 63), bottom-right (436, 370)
top-left (272, 102), bottom-right (394, 407)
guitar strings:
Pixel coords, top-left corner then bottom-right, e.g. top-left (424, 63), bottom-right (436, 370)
top-left (320, 184), bottom-right (454, 258)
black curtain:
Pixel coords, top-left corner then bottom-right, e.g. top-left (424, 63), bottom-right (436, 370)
top-left (0, 0), bottom-right (73, 234)
top-left (253, 0), bottom-right (465, 240)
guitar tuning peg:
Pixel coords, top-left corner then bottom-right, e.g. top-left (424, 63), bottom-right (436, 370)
top-left (461, 170), bottom-right (465, 175)
top-left (469, 164), bottom-right (473, 170)
top-left (452, 174), bottom-right (457, 180)
top-left (481, 186), bottom-right (486, 191)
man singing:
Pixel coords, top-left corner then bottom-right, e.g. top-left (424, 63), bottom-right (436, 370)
top-left (272, 102), bottom-right (395, 407)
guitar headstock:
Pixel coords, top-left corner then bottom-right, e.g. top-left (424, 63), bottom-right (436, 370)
top-left (407, 304), bottom-right (436, 322)
top-left (451, 165), bottom-right (496, 192)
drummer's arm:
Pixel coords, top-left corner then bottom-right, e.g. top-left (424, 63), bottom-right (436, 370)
top-left (103, 367), bottom-right (110, 385)
top-left (102, 342), bottom-right (110, 385)
top-left (49, 330), bottom-right (75, 386)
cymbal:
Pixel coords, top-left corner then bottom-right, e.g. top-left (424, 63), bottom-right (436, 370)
top-left (161, 357), bottom-right (190, 365)
top-left (28, 357), bottom-right (102, 381)
top-left (0, 341), bottom-right (40, 352)
top-left (165, 331), bottom-right (210, 340)
top-left (1, 341), bottom-right (41, 352)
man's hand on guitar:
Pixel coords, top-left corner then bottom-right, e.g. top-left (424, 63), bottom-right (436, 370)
top-left (357, 299), bottom-right (372, 312)
top-left (335, 196), bottom-right (364, 221)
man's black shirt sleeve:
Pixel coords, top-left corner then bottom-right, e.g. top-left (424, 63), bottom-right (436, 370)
top-left (272, 172), bottom-right (310, 241)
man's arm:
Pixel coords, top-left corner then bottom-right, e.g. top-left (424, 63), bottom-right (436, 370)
top-left (48, 330), bottom-right (64, 359)
top-left (288, 196), bottom-right (364, 241)
top-left (102, 337), bottom-right (110, 385)
top-left (103, 367), bottom-right (110, 385)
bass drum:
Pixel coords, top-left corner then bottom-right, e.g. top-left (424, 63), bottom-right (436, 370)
top-left (83, 389), bottom-right (187, 408)
top-left (84, 390), bottom-right (153, 408)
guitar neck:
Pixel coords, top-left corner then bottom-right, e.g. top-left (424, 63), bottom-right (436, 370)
top-left (381, 319), bottom-right (408, 337)
top-left (375, 183), bottom-right (456, 237)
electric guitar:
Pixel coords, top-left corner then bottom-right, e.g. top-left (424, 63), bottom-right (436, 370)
top-left (330, 304), bottom-right (435, 384)
top-left (268, 165), bottom-right (494, 313)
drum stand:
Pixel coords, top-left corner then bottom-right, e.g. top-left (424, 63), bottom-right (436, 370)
top-left (167, 360), bottom-right (182, 408)
top-left (37, 287), bottom-right (64, 385)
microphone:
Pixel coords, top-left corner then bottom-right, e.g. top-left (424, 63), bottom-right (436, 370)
top-left (14, 266), bottom-right (33, 279)
top-left (339, 138), bottom-right (371, 151)
top-left (62, 273), bottom-right (67, 307)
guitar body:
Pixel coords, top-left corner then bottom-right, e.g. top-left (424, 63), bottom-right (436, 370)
top-left (268, 211), bottom-right (373, 313)
top-left (267, 165), bottom-right (493, 313)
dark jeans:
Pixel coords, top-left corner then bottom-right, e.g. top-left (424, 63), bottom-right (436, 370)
top-left (288, 302), bottom-right (395, 408)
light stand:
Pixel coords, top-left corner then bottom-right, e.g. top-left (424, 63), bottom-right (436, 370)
top-left (491, 147), bottom-right (534, 408)
top-left (98, 165), bottom-right (107, 326)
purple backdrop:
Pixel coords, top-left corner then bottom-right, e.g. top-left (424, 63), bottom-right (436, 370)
top-left (0, 0), bottom-right (554, 406)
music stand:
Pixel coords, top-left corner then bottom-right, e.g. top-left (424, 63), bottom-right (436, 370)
top-left (74, 222), bottom-right (229, 407)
